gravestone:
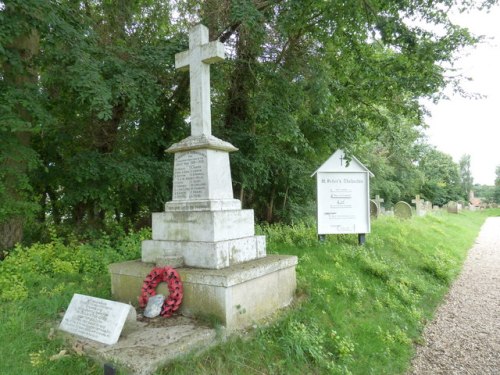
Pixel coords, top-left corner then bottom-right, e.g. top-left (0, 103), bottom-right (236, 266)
top-left (370, 200), bottom-right (379, 219)
top-left (110, 24), bottom-right (297, 331)
top-left (394, 201), bottom-right (412, 219)
top-left (447, 201), bottom-right (459, 214)
top-left (59, 294), bottom-right (136, 345)
top-left (412, 194), bottom-right (425, 216)
top-left (374, 195), bottom-right (384, 210)
top-left (424, 201), bottom-right (432, 211)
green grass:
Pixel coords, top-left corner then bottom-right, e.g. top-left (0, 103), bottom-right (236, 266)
top-left (1, 209), bottom-right (498, 374)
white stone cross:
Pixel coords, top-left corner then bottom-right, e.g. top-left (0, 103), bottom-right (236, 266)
top-left (175, 24), bottom-right (225, 137)
top-left (374, 194), bottom-right (384, 208)
top-left (412, 194), bottom-right (422, 207)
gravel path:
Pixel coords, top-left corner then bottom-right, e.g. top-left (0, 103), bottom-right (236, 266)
top-left (409, 216), bottom-right (500, 375)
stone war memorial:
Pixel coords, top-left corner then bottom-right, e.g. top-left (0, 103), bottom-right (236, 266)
top-left (57, 24), bottom-right (297, 375)
top-left (109, 24), bottom-right (297, 331)
top-left (312, 150), bottom-right (374, 244)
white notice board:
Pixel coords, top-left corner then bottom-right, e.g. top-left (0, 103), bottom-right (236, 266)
top-left (316, 171), bottom-right (370, 234)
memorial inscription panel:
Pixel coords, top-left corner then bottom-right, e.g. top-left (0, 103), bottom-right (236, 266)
top-left (317, 172), bottom-right (369, 234)
top-left (172, 151), bottom-right (208, 200)
top-left (59, 294), bottom-right (133, 345)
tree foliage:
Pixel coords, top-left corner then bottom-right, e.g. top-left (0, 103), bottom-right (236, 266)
top-left (0, 0), bottom-right (496, 247)
top-left (419, 147), bottom-right (462, 206)
top-left (459, 154), bottom-right (473, 200)
top-left (494, 165), bottom-right (500, 203)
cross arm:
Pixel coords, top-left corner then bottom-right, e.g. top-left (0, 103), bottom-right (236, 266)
top-left (201, 41), bottom-right (225, 63)
top-left (175, 50), bottom-right (190, 71)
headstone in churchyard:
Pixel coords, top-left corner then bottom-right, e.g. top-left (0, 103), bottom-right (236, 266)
top-left (412, 194), bottom-right (425, 216)
top-left (370, 200), bottom-right (379, 219)
top-left (59, 294), bottom-right (135, 345)
top-left (312, 150), bottom-right (374, 237)
top-left (374, 195), bottom-right (384, 210)
top-left (394, 201), bottom-right (412, 219)
top-left (447, 201), bottom-right (459, 213)
top-left (425, 201), bottom-right (432, 211)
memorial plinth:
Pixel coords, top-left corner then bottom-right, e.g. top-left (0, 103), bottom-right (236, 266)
top-left (141, 135), bottom-right (265, 270)
top-left (110, 24), bottom-right (296, 331)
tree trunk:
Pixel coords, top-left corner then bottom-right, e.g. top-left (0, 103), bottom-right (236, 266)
top-left (266, 185), bottom-right (276, 223)
top-left (0, 219), bottom-right (23, 259)
top-left (0, 22), bottom-right (40, 255)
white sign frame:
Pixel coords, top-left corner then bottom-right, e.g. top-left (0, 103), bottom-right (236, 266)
top-left (312, 150), bottom-right (373, 236)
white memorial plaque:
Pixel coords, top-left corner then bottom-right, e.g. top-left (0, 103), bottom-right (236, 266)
top-left (59, 294), bottom-right (133, 345)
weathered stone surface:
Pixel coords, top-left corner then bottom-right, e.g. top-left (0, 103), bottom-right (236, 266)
top-left (151, 210), bottom-right (255, 242)
top-left (66, 316), bottom-right (217, 375)
top-left (109, 255), bottom-right (298, 330)
top-left (144, 295), bottom-right (165, 318)
top-left (174, 24), bottom-right (224, 137)
top-left (142, 235), bottom-right (266, 269)
top-left (170, 149), bottom-right (235, 201)
top-left (374, 194), bottom-right (384, 209)
top-left (412, 195), bottom-right (427, 217)
top-left (394, 201), bottom-right (412, 219)
top-left (447, 201), bottom-right (459, 213)
top-left (155, 256), bottom-right (184, 268)
top-left (370, 199), bottom-right (379, 219)
top-left (165, 198), bottom-right (241, 212)
top-left (166, 134), bottom-right (238, 153)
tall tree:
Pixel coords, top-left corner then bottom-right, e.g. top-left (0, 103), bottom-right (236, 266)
top-left (420, 147), bottom-right (462, 205)
top-left (203, 0), bottom-right (490, 220)
top-left (32, 1), bottom-right (186, 232)
top-left (494, 165), bottom-right (500, 204)
top-left (459, 154), bottom-right (474, 201)
top-left (0, 1), bottom-right (47, 256)
top-left (1, 0), bottom-right (497, 245)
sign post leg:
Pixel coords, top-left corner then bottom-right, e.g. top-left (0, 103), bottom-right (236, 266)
top-left (358, 233), bottom-right (366, 246)
top-left (104, 363), bottom-right (117, 375)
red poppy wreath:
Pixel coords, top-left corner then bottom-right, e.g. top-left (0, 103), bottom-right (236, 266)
top-left (138, 266), bottom-right (183, 317)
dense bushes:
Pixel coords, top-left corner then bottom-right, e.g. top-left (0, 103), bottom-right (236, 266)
top-left (0, 229), bottom-right (148, 303)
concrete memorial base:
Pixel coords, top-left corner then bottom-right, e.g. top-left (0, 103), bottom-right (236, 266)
top-left (109, 254), bottom-right (297, 330)
top-left (61, 315), bottom-right (217, 375)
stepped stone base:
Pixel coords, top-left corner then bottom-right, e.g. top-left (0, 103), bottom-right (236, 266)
top-left (142, 236), bottom-right (266, 269)
top-left (109, 255), bottom-right (298, 330)
top-left (151, 209), bottom-right (255, 242)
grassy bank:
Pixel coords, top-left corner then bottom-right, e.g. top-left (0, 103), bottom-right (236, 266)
top-left (1, 209), bottom-right (498, 374)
